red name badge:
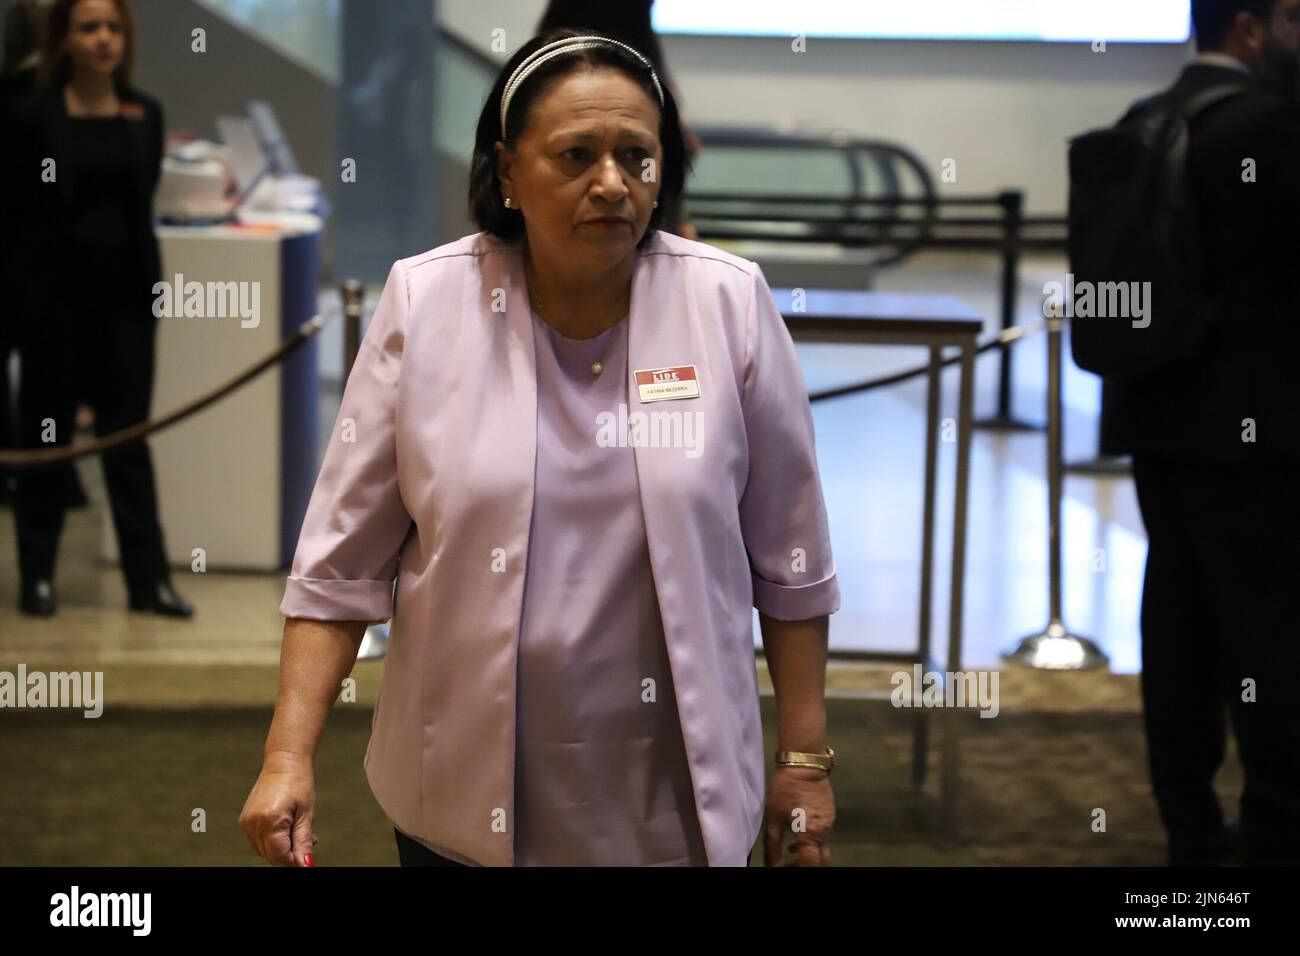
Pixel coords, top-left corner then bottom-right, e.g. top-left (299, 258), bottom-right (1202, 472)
top-left (119, 102), bottom-right (145, 121)
top-left (634, 365), bottom-right (700, 403)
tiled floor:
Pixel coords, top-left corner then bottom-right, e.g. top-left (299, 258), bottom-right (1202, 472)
top-left (0, 250), bottom-right (1146, 680)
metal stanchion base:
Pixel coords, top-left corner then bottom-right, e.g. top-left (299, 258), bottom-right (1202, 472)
top-left (357, 622), bottom-right (389, 661)
top-left (1002, 621), bottom-right (1108, 670)
top-left (974, 414), bottom-right (1045, 432)
top-left (1064, 454), bottom-right (1131, 476)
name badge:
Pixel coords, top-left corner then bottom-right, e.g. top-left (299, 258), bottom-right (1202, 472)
top-left (634, 365), bottom-right (700, 403)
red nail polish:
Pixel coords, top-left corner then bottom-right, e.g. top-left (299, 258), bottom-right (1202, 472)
top-left (304, 854), bottom-right (314, 867)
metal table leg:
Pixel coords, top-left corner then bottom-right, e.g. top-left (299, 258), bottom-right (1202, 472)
top-left (940, 339), bottom-right (977, 846)
top-left (914, 346), bottom-right (942, 790)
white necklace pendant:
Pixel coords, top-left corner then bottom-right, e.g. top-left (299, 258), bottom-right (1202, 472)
top-left (590, 361), bottom-right (603, 375)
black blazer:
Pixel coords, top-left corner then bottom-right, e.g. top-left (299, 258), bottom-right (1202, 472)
top-left (1107, 63), bottom-right (1300, 462)
top-left (5, 81), bottom-right (164, 323)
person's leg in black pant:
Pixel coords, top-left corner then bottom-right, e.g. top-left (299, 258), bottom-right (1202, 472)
top-left (1199, 462), bottom-right (1300, 865)
top-left (394, 828), bottom-right (469, 867)
top-left (86, 309), bottom-right (173, 605)
top-left (13, 322), bottom-right (80, 595)
top-left (0, 330), bottom-right (15, 506)
top-left (1132, 453), bottom-right (1232, 863)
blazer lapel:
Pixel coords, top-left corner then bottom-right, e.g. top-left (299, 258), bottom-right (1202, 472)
top-left (467, 237), bottom-right (538, 625)
top-left (410, 235), bottom-right (541, 867)
top-left (625, 235), bottom-right (728, 864)
top-left (626, 234), bottom-right (714, 554)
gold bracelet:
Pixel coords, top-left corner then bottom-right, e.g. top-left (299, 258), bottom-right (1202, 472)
top-left (774, 746), bottom-right (834, 774)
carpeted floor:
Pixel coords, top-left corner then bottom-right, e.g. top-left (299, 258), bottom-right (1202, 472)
top-left (0, 663), bottom-right (1245, 866)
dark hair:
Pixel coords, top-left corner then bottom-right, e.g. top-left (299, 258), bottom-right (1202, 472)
top-left (537, 0), bottom-right (669, 78)
top-left (1192, 0), bottom-right (1280, 51)
top-left (39, 0), bottom-right (137, 90)
top-left (467, 28), bottom-right (690, 249)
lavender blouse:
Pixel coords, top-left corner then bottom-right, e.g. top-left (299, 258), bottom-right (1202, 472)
top-left (512, 307), bottom-right (708, 866)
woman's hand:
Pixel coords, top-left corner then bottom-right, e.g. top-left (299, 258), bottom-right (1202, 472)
top-left (763, 765), bottom-right (835, 866)
top-left (239, 750), bottom-right (319, 867)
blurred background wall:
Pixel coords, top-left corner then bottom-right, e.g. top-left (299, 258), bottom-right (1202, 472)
top-left (0, 0), bottom-right (1196, 268)
top-left (440, 0), bottom-right (1193, 215)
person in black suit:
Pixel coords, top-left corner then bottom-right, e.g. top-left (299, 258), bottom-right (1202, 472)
top-left (1110, 0), bottom-right (1300, 865)
top-left (8, 0), bottom-right (191, 617)
top-left (2, 0), bottom-right (90, 513)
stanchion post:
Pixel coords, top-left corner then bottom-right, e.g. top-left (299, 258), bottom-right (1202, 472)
top-left (940, 338), bottom-right (977, 846)
top-left (996, 191), bottom-right (1020, 420)
top-left (1002, 301), bottom-right (1108, 670)
top-left (913, 347), bottom-right (942, 791)
top-left (975, 190), bottom-right (1044, 432)
top-left (341, 279), bottom-right (364, 384)
top-left (1046, 313), bottom-right (1064, 625)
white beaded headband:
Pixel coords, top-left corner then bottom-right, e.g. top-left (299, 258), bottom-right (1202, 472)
top-left (499, 34), bottom-right (666, 137)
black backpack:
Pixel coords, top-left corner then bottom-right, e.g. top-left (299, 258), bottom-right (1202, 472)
top-left (1066, 83), bottom-right (1247, 380)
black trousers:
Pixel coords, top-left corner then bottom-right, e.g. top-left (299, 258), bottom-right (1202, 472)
top-left (1132, 452), bottom-right (1300, 865)
top-left (13, 296), bottom-right (171, 599)
top-left (394, 827), bottom-right (757, 866)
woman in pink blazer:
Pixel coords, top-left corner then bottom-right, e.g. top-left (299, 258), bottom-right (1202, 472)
top-left (240, 29), bottom-right (840, 868)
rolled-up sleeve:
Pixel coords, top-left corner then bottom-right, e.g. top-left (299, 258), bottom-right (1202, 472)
top-left (738, 263), bottom-right (841, 621)
top-left (279, 260), bottom-right (413, 624)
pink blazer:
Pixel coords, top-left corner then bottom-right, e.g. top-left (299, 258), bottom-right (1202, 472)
top-left (280, 229), bottom-right (840, 866)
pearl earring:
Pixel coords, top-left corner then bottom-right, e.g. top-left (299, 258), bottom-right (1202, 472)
top-left (503, 196), bottom-right (515, 209)
top-left (653, 200), bottom-right (659, 208)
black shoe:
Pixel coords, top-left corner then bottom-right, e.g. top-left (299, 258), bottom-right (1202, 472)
top-left (1223, 817), bottom-right (1241, 858)
top-left (128, 581), bottom-right (194, 617)
top-left (19, 578), bottom-right (56, 616)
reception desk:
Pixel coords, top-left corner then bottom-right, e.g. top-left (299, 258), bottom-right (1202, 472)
top-left (100, 213), bottom-right (322, 572)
